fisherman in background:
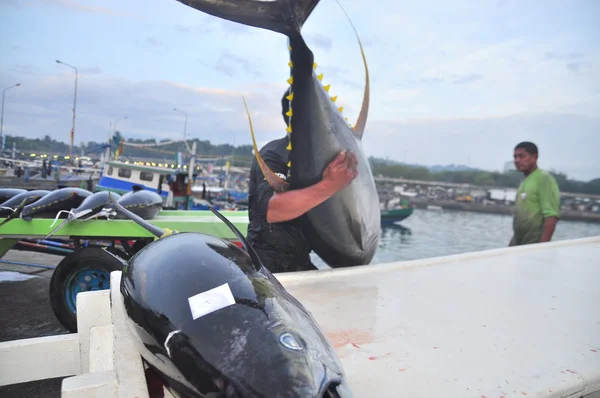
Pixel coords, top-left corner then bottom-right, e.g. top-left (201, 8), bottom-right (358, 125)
top-left (247, 90), bottom-right (359, 273)
top-left (509, 141), bottom-right (560, 246)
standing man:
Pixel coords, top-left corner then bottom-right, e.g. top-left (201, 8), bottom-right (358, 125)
top-left (509, 141), bottom-right (561, 246)
top-left (247, 90), bottom-right (359, 273)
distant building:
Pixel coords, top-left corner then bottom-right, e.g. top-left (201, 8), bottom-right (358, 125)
top-left (504, 161), bottom-right (516, 172)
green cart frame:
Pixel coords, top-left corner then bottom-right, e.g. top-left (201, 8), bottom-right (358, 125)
top-left (0, 210), bottom-right (249, 332)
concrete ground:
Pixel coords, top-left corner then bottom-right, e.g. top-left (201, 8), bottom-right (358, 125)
top-left (0, 250), bottom-right (68, 398)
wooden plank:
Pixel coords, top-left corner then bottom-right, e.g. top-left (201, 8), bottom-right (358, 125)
top-left (0, 334), bottom-right (80, 386)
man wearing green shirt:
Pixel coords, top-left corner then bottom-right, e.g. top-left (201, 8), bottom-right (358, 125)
top-left (509, 142), bottom-right (561, 246)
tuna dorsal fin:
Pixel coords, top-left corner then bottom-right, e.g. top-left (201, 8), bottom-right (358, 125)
top-left (242, 97), bottom-right (290, 193)
top-left (335, 0), bottom-right (369, 140)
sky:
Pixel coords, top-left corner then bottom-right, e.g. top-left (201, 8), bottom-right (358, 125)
top-left (1, 0), bottom-right (599, 181)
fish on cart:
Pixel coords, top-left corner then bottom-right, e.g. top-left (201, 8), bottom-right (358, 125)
top-left (0, 188), bottom-right (27, 203)
top-left (108, 193), bottom-right (352, 397)
top-left (0, 189), bottom-right (51, 227)
top-left (20, 187), bottom-right (93, 221)
top-left (42, 191), bottom-right (123, 240)
top-left (114, 189), bottom-right (163, 220)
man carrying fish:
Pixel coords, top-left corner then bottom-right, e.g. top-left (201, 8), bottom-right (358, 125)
top-left (247, 91), bottom-right (360, 274)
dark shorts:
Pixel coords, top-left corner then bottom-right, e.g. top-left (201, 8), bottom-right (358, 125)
top-left (254, 247), bottom-right (317, 274)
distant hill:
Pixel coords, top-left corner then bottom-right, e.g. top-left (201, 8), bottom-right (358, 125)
top-left (3, 136), bottom-right (599, 195)
top-left (368, 157), bottom-right (482, 173)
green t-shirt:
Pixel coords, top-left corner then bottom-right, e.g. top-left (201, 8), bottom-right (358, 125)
top-left (512, 168), bottom-right (560, 246)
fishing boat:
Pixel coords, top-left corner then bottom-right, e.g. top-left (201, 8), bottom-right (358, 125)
top-left (95, 160), bottom-right (215, 210)
top-left (381, 206), bottom-right (414, 223)
top-left (380, 197), bottom-right (414, 224)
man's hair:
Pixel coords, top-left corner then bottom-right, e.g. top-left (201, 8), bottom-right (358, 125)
top-left (515, 141), bottom-right (538, 156)
top-left (281, 88), bottom-right (291, 126)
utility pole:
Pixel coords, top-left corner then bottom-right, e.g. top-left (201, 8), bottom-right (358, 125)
top-left (56, 60), bottom-right (78, 163)
top-left (1, 83), bottom-right (21, 153)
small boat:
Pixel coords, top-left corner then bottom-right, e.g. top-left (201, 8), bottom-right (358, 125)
top-left (381, 207), bottom-right (414, 223)
top-left (96, 160), bottom-right (220, 210)
top-left (380, 197), bottom-right (414, 224)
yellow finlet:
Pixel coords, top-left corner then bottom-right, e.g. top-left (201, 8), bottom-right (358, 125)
top-left (286, 92), bottom-right (294, 101)
top-left (324, 84), bottom-right (331, 92)
top-left (331, 96), bottom-right (338, 102)
top-left (287, 76), bottom-right (294, 85)
top-left (286, 125), bottom-right (292, 133)
top-left (317, 73), bottom-right (323, 81)
top-left (287, 161), bottom-right (291, 167)
top-left (285, 109), bottom-right (293, 117)
top-left (288, 60), bottom-right (293, 68)
top-left (338, 106), bottom-right (344, 112)
top-left (159, 228), bottom-right (176, 239)
top-left (286, 141), bottom-right (292, 150)
top-left (288, 45), bottom-right (292, 51)
top-left (313, 62), bottom-right (317, 70)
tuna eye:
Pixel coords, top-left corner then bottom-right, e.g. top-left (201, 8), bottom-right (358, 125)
top-left (279, 332), bottom-right (303, 351)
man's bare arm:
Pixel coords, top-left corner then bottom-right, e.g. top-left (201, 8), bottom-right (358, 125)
top-left (539, 217), bottom-right (558, 243)
top-left (266, 150), bottom-right (358, 224)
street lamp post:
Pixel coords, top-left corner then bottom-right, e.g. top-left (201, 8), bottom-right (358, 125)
top-left (173, 107), bottom-right (192, 154)
top-left (56, 60), bottom-right (78, 162)
top-left (173, 108), bottom-right (188, 140)
top-left (112, 116), bottom-right (128, 133)
top-left (1, 83), bottom-right (21, 152)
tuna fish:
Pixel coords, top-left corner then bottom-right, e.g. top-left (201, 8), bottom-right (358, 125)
top-left (0, 188), bottom-right (27, 203)
top-left (42, 191), bottom-right (123, 240)
top-left (114, 189), bottom-right (163, 220)
top-left (0, 190), bottom-right (51, 226)
top-left (108, 193), bottom-right (353, 397)
top-left (176, 0), bottom-right (380, 267)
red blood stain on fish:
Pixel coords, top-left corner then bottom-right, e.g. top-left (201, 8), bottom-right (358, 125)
top-left (368, 356), bottom-right (377, 360)
top-left (521, 393), bottom-right (528, 395)
top-left (591, 349), bottom-right (597, 353)
top-left (566, 369), bottom-right (577, 374)
top-left (399, 368), bottom-right (407, 372)
top-left (352, 343), bottom-right (361, 348)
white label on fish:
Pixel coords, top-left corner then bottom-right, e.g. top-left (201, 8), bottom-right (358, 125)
top-left (188, 283), bottom-right (236, 320)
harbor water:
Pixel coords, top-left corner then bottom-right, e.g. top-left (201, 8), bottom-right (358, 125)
top-left (311, 208), bottom-right (600, 268)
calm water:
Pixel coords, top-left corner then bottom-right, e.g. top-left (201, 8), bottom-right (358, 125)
top-left (310, 209), bottom-right (600, 268)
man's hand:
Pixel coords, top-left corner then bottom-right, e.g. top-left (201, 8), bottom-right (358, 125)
top-left (322, 150), bottom-right (359, 194)
top-left (265, 150), bottom-right (359, 224)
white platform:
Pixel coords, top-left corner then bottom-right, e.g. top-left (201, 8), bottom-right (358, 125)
top-left (0, 236), bottom-right (599, 397)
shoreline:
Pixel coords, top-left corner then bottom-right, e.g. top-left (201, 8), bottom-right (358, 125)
top-left (410, 198), bottom-right (600, 223)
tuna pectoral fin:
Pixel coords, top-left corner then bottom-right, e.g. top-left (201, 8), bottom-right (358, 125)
top-left (108, 192), bottom-right (167, 239)
top-left (208, 206), bottom-right (263, 272)
top-left (176, 0), bottom-right (320, 37)
top-left (242, 97), bottom-right (290, 193)
top-left (335, 0), bottom-right (369, 140)
top-left (0, 198), bottom-right (28, 228)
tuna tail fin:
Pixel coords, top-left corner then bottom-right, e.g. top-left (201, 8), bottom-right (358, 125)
top-left (208, 206), bottom-right (264, 272)
top-left (334, 0), bottom-right (369, 139)
top-left (176, 0), bottom-right (320, 37)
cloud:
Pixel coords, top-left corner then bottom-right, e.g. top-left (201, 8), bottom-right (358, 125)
top-left (364, 112), bottom-right (600, 181)
top-left (452, 73), bottom-right (483, 85)
top-left (0, 69), bottom-right (286, 151)
top-left (214, 51), bottom-right (262, 78)
top-left (306, 33), bottom-right (333, 51)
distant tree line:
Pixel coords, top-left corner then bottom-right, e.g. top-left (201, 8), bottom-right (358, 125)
top-left (368, 157), bottom-right (600, 195)
top-left (4, 135), bottom-right (598, 195)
